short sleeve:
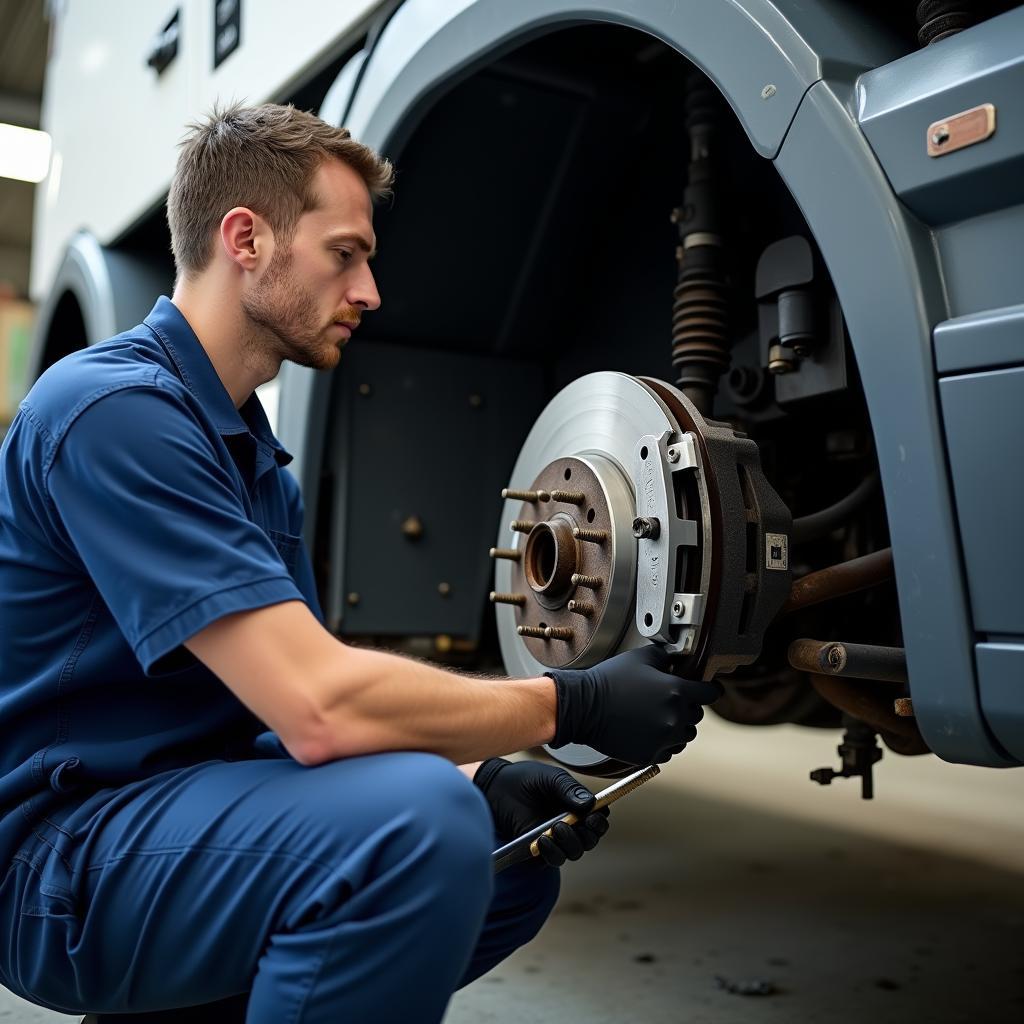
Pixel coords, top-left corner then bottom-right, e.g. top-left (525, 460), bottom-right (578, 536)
top-left (47, 385), bottom-right (306, 674)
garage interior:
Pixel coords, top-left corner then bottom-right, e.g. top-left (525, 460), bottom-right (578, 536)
top-left (0, 1), bottom-right (1022, 1022)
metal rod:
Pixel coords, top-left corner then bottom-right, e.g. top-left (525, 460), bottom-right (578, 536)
top-left (510, 520), bottom-right (536, 534)
top-left (517, 625), bottom-right (547, 638)
top-left (543, 626), bottom-right (574, 641)
top-left (549, 489), bottom-right (585, 505)
top-left (783, 548), bottom-right (893, 614)
top-left (571, 573), bottom-right (603, 589)
top-left (567, 599), bottom-right (593, 617)
top-left (572, 527), bottom-right (608, 544)
top-left (490, 592), bottom-right (527, 607)
top-left (502, 488), bottom-right (549, 503)
top-left (489, 547), bottom-right (521, 561)
top-left (788, 638), bottom-right (907, 684)
top-left (492, 765), bottom-right (661, 872)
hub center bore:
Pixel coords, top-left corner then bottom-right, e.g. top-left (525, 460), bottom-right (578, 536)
top-left (523, 517), bottom-right (577, 601)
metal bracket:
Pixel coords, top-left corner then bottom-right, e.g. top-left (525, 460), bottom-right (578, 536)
top-left (632, 430), bottom-right (705, 653)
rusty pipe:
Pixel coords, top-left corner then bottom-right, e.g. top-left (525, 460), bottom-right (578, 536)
top-left (783, 548), bottom-right (893, 614)
top-left (788, 638), bottom-right (907, 684)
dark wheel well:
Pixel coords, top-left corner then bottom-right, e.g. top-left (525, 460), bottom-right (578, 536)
top-left (41, 290), bottom-right (88, 374)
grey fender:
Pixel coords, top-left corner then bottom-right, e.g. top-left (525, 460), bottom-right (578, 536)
top-left (774, 80), bottom-right (1014, 767)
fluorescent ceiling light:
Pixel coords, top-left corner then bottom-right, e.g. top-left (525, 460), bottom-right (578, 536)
top-left (0, 123), bottom-right (52, 183)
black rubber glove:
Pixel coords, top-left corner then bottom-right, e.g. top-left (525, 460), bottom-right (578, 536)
top-left (546, 644), bottom-right (722, 766)
top-left (474, 757), bottom-right (611, 867)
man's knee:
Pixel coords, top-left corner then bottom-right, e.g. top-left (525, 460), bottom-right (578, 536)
top-left (290, 752), bottom-right (494, 899)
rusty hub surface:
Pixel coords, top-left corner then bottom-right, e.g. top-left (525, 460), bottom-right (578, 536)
top-left (506, 457), bottom-right (615, 668)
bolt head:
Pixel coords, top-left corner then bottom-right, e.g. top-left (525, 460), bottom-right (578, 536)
top-left (761, 83), bottom-right (777, 100)
top-left (667, 448), bottom-right (680, 463)
top-left (346, 592), bottom-right (360, 606)
top-left (931, 126), bottom-right (950, 145)
top-left (672, 601), bottom-right (684, 617)
top-left (438, 582), bottom-right (452, 597)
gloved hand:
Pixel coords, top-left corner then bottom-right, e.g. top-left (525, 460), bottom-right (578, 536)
top-left (474, 757), bottom-right (610, 867)
top-left (545, 644), bottom-right (722, 765)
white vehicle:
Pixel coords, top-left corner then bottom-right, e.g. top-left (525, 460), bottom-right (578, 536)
top-left (30, 0), bottom-right (1024, 788)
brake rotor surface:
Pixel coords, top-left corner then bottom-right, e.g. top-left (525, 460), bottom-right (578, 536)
top-left (493, 372), bottom-right (704, 775)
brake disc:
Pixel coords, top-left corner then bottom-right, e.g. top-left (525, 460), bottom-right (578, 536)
top-left (491, 372), bottom-right (791, 776)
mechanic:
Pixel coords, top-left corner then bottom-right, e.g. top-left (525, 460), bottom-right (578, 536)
top-left (0, 103), bottom-right (720, 1023)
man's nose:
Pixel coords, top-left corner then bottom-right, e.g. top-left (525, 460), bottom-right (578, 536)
top-left (349, 265), bottom-right (381, 313)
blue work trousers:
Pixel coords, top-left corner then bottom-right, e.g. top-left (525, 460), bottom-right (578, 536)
top-left (0, 752), bottom-right (560, 1022)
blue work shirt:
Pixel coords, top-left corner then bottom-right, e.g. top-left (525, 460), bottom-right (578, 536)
top-left (0, 296), bottom-right (323, 861)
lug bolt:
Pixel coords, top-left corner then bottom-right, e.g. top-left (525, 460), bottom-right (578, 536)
top-left (490, 591), bottom-right (527, 607)
top-left (567, 599), bottom-right (593, 617)
top-left (489, 547), bottom-right (521, 561)
top-left (517, 625), bottom-right (547, 639)
top-left (510, 520), bottom-right (536, 534)
top-left (502, 488), bottom-right (549, 503)
top-left (571, 573), bottom-right (603, 589)
top-left (544, 626), bottom-right (574, 641)
top-left (572, 527), bottom-right (608, 544)
top-left (549, 489), bottom-right (585, 505)
top-left (632, 516), bottom-right (660, 540)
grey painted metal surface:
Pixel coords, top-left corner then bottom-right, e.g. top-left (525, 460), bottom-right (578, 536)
top-left (934, 303), bottom-right (1024, 374)
top-left (857, 5), bottom-right (1024, 226)
top-left (774, 80), bottom-right (1013, 766)
top-left (936, 202), bottom-right (1024, 319)
top-left (326, 340), bottom-right (544, 637)
top-left (348, 0), bottom-right (903, 160)
top-left (976, 643), bottom-right (1024, 762)
top-left (939, 367), bottom-right (1024, 636)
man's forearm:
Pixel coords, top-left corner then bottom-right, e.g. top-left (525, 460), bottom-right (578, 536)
top-left (304, 643), bottom-right (557, 765)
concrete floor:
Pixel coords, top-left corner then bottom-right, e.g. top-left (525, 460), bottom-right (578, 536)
top-left (2, 715), bottom-right (1022, 1023)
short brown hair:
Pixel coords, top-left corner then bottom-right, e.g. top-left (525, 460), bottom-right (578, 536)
top-left (167, 101), bottom-right (393, 279)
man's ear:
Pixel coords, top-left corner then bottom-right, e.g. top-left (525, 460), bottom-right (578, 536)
top-left (220, 207), bottom-right (267, 272)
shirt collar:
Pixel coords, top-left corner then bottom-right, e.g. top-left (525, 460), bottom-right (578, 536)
top-left (143, 296), bottom-right (293, 468)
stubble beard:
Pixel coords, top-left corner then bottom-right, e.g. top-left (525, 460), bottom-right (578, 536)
top-left (240, 246), bottom-right (340, 372)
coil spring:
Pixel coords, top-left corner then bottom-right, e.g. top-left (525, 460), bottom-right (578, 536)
top-left (671, 246), bottom-right (730, 392)
top-left (916, 0), bottom-right (977, 45)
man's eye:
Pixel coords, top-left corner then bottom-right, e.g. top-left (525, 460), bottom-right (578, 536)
top-left (335, 249), bottom-right (354, 264)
